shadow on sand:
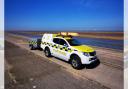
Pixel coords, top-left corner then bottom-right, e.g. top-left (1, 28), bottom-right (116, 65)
top-left (85, 59), bottom-right (100, 69)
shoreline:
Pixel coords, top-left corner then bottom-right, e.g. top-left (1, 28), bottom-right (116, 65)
top-left (6, 31), bottom-right (123, 40)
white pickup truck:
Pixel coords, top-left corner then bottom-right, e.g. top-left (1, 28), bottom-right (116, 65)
top-left (29, 33), bottom-right (99, 69)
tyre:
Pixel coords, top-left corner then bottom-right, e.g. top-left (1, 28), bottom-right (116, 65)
top-left (70, 55), bottom-right (83, 69)
top-left (44, 47), bottom-right (51, 57)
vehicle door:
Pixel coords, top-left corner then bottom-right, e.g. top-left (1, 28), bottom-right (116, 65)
top-left (58, 39), bottom-right (69, 61)
top-left (52, 38), bottom-right (60, 57)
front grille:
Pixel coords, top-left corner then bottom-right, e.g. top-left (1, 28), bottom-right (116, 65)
top-left (89, 51), bottom-right (96, 56)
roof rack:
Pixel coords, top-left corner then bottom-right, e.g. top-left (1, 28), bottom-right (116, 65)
top-left (56, 35), bottom-right (72, 38)
top-left (56, 32), bottom-right (79, 38)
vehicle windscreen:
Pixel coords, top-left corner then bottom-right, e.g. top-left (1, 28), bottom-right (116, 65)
top-left (67, 39), bottom-right (82, 46)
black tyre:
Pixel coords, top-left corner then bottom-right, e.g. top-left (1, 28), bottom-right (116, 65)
top-left (70, 55), bottom-right (83, 69)
top-left (44, 47), bottom-right (51, 57)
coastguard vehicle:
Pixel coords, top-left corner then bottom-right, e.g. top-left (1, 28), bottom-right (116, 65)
top-left (39, 32), bottom-right (98, 69)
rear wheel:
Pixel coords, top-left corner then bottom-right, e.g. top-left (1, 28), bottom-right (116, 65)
top-left (44, 47), bottom-right (51, 57)
top-left (70, 55), bottom-right (83, 69)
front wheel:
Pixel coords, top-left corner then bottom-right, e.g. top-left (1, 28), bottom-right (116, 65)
top-left (44, 48), bottom-right (51, 57)
top-left (70, 55), bottom-right (83, 69)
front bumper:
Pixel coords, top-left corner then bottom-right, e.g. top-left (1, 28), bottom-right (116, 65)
top-left (81, 56), bottom-right (98, 64)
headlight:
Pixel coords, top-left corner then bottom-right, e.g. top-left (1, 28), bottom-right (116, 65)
top-left (83, 52), bottom-right (89, 57)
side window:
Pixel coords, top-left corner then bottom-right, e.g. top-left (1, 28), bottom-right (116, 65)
top-left (59, 39), bottom-right (68, 46)
top-left (53, 38), bottom-right (60, 44)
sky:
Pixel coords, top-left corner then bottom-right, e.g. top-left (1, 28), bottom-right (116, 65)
top-left (5, 0), bottom-right (123, 31)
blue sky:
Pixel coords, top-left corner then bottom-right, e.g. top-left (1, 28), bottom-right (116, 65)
top-left (5, 0), bottom-right (123, 31)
